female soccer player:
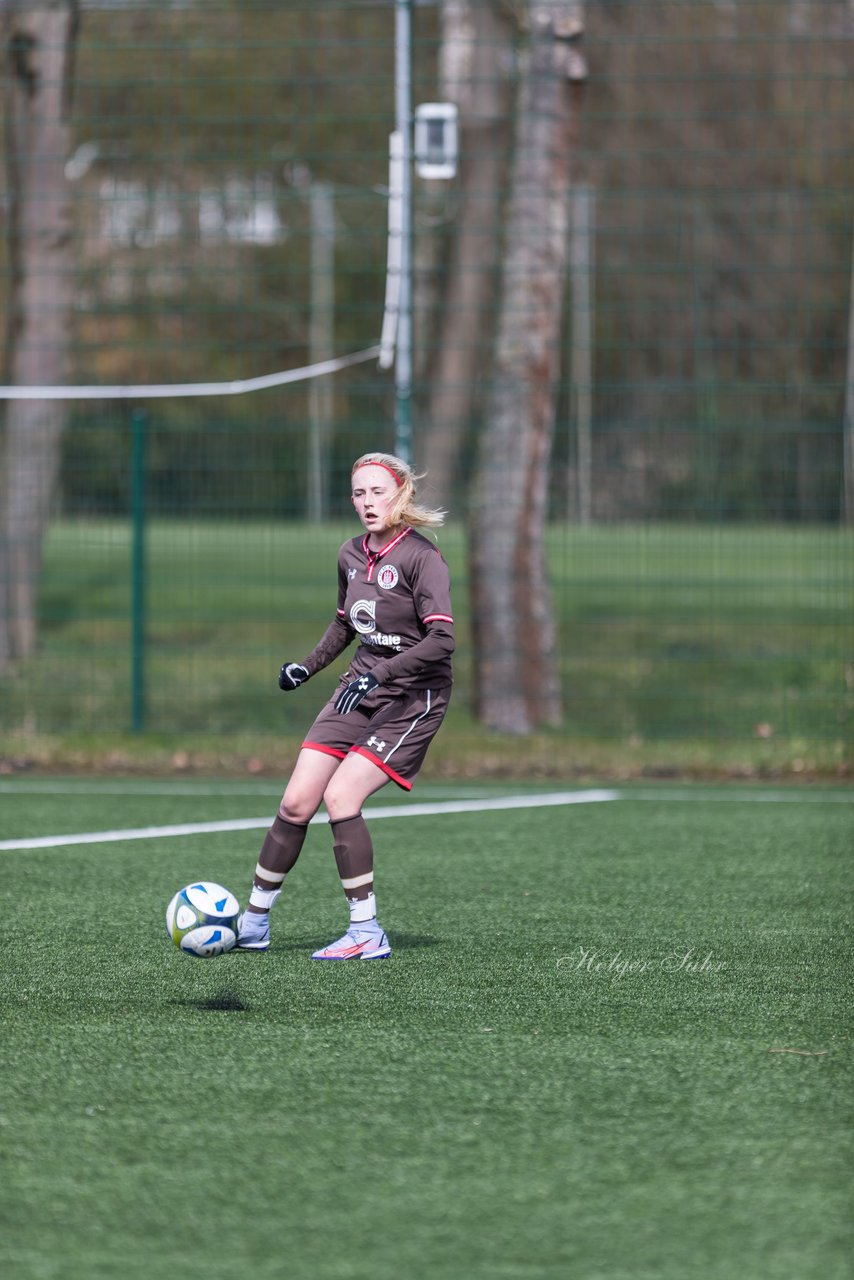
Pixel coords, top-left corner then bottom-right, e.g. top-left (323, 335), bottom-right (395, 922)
top-left (236, 452), bottom-right (454, 960)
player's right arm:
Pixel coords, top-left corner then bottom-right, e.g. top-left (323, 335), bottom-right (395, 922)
top-left (277, 548), bottom-right (356, 691)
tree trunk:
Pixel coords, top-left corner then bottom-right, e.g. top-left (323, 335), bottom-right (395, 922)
top-left (469, 2), bottom-right (585, 734)
top-left (419, 0), bottom-right (515, 509)
top-left (1, 1), bottom-right (78, 669)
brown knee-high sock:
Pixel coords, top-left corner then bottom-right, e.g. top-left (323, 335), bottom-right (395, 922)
top-left (330, 813), bottom-right (378, 926)
top-left (247, 813), bottom-right (308, 914)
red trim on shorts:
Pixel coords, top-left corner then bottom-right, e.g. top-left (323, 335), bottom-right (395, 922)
top-left (303, 741), bottom-right (347, 761)
top-left (351, 745), bottom-right (413, 791)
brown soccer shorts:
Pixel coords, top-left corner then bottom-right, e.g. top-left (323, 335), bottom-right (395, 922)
top-left (302, 683), bottom-right (451, 791)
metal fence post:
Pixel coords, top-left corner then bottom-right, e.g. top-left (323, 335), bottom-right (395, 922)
top-left (131, 407), bottom-right (147, 732)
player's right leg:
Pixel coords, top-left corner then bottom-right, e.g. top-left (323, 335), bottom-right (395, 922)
top-left (237, 748), bottom-right (341, 950)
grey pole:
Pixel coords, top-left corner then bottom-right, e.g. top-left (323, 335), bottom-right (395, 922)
top-left (394, 0), bottom-right (413, 463)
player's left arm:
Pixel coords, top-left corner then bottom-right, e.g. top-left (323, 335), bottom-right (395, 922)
top-left (334, 617), bottom-right (453, 712)
top-left (369, 547), bottom-right (454, 685)
top-left (370, 618), bottom-right (454, 685)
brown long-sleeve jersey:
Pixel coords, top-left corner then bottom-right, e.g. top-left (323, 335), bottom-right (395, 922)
top-left (302, 527), bottom-right (454, 690)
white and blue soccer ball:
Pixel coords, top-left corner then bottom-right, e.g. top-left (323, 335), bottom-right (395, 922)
top-left (166, 881), bottom-right (240, 957)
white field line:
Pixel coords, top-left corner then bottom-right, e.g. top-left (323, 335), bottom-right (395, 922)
top-left (0, 781), bottom-right (499, 799)
top-left (614, 788), bottom-right (854, 805)
top-left (2, 780), bottom-right (850, 802)
top-left (614, 783), bottom-right (854, 803)
top-left (0, 789), bottom-right (619, 852)
top-left (2, 785), bottom-right (850, 853)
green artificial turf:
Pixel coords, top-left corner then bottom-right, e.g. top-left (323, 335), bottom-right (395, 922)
top-left (1, 780), bottom-right (852, 1279)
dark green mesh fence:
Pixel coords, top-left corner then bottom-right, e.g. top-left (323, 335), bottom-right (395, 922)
top-left (0, 2), bottom-right (851, 759)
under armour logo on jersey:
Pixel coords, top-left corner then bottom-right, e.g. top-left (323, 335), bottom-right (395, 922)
top-left (347, 567), bottom-right (358, 580)
top-left (366, 736), bottom-right (386, 752)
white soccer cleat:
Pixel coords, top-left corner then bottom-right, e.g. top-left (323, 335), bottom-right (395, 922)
top-left (236, 911), bottom-right (270, 952)
top-left (311, 927), bottom-right (392, 961)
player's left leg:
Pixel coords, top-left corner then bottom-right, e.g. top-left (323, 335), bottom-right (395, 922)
top-left (311, 752), bottom-right (392, 960)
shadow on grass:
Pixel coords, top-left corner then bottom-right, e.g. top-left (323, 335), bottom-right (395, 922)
top-left (175, 992), bottom-right (250, 1013)
top-left (169, 935), bottom-right (441, 1014)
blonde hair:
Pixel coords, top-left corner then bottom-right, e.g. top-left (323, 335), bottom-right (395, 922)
top-left (351, 451), bottom-right (447, 531)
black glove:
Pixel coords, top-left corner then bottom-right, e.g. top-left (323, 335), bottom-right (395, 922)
top-left (278, 662), bottom-right (310, 692)
top-left (334, 672), bottom-right (379, 714)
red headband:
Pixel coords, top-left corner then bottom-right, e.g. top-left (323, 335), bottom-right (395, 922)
top-left (352, 461), bottom-right (403, 488)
